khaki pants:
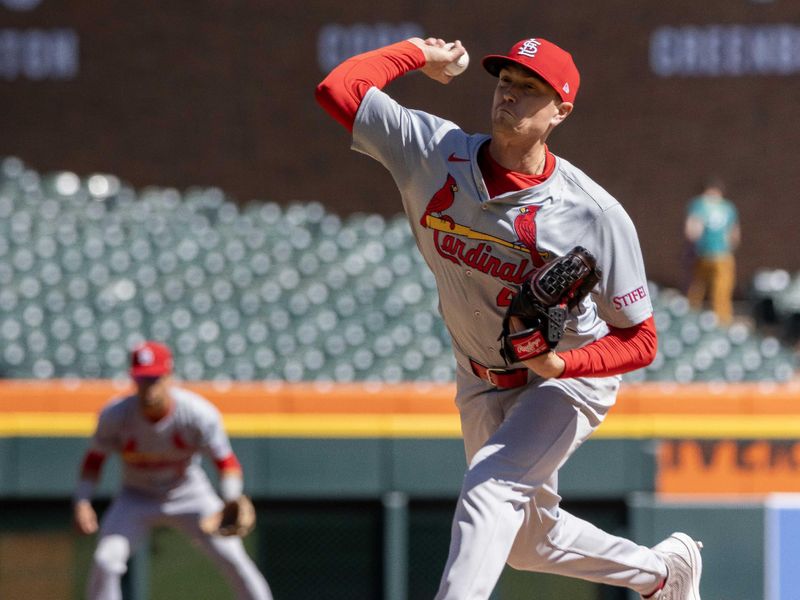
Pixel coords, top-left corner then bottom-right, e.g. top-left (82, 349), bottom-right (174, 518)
top-left (687, 254), bottom-right (736, 324)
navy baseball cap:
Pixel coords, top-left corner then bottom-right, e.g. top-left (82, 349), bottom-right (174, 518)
top-left (482, 38), bottom-right (580, 103)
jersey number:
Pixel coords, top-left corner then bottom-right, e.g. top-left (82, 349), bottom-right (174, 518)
top-left (496, 287), bottom-right (516, 307)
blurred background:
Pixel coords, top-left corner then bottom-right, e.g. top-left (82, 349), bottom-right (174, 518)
top-left (2, 0), bottom-right (800, 599)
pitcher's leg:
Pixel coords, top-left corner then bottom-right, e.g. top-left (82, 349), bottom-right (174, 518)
top-left (434, 469), bottom-right (528, 599)
top-left (435, 386), bottom-right (588, 600)
top-left (507, 482), bottom-right (666, 595)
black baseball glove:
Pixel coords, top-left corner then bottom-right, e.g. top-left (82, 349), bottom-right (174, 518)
top-left (500, 246), bottom-right (601, 363)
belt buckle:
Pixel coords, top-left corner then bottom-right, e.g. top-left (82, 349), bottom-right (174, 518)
top-left (484, 367), bottom-right (507, 387)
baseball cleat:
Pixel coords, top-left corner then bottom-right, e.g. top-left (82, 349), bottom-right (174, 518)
top-left (644, 532), bottom-right (703, 600)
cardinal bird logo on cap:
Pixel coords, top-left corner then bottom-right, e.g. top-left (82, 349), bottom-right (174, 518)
top-left (513, 206), bottom-right (546, 267)
top-left (420, 174), bottom-right (458, 229)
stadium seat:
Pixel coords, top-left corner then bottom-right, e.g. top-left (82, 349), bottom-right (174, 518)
top-left (0, 156), bottom-right (795, 384)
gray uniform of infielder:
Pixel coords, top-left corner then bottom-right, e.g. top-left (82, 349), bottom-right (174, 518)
top-left (77, 385), bottom-right (272, 600)
top-left (316, 36), bottom-right (702, 599)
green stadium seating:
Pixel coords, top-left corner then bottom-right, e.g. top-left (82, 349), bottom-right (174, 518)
top-left (0, 156), bottom-right (796, 383)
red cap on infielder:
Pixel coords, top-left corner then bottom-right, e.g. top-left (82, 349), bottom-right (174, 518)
top-left (482, 38), bottom-right (580, 103)
top-left (129, 341), bottom-right (173, 378)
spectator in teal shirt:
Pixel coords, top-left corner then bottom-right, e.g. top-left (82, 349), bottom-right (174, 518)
top-left (684, 178), bottom-right (740, 324)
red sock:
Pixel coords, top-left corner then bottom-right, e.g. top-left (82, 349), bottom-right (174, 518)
top-left (642, 576), bottom-right (666, 598)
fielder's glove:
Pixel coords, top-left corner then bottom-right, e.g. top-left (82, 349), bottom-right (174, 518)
top-left (500, 246), bottom-right (601, 363)
top-left (200, 495), bottom-right (257, 537)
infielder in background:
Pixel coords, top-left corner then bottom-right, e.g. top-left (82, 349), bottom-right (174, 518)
top-left (317, 36), bottom-right (702, 599)
top-left (73, 341), bottom-right (272, 600)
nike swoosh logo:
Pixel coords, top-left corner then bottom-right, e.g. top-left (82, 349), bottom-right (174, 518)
top-left (448, 153), bottom-right (470, 162)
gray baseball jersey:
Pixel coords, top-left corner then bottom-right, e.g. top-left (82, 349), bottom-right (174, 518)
top-left (90, 386), bottom-right (233, 497)
top-left (353, 87), bottom-right (652, 414)
top-left (349, 86), bottom-right (669, 598)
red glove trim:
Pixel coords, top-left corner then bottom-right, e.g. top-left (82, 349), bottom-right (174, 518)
top-left (508, 329), bottom-right (550, 361)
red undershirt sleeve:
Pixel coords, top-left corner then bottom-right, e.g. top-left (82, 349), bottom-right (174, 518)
top-left (79, 450), bottom-right (106, 481)
top-left (214, 452), bottom-right (243, 476)
top-left (215, 453), bottom-right (244, 501)
top-left (315, 40), bottom-right (426, 131)
top-left (558, 315), bottom-right (657, 378)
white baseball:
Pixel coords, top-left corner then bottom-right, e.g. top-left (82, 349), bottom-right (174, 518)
top-left (443, 42), bottom-right (469, 77)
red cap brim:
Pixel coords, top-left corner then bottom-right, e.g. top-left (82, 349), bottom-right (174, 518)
top-left (481, 54), bottom-right (566, 101)
top-left (130, 365), bottom-right (170, 378)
